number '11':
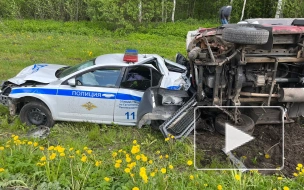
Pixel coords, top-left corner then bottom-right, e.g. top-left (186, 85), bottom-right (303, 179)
top-left (125, 112), bottom-right (135, 119)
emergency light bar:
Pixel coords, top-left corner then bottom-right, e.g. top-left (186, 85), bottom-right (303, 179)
top-left (123, 49), bottom-right (138, 63)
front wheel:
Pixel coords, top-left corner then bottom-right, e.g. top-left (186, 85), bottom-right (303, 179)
top-left (19, 101), bottom-right (55, 128)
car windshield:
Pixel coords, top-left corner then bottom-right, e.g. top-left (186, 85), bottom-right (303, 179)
top-left (59, 59), bottom-right (95, 78)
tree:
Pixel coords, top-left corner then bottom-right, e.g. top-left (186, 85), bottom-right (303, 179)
top-left (138, 0), bottom-right (142, 22)
top-left (275, 0), bottom-right (283, 18)
top-left (240, 0), bottom-right (247, 21)
top-left (172, 0), bottom-right (176, 22)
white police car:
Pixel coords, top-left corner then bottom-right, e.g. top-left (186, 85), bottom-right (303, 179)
top-left (0, 50), bottom-right (190, 127)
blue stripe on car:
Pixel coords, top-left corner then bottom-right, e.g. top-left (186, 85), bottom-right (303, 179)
top-left (166, 86), bottom-right (180, 90)
top-left (11, 88), bottom-right (141, 101)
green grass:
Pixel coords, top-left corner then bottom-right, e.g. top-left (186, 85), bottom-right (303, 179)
top-left (0, 19), bottom-right (303, 189)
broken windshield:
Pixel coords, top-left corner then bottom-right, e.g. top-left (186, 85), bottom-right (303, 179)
top-left (58, 59), bottom-right (95, 78)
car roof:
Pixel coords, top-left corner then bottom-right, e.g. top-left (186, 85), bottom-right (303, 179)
top-left (95, 53), bottom-right (159, 66)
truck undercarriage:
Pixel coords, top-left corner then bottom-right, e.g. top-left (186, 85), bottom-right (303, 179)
top-left (137, 19), bottom-right (304, 138)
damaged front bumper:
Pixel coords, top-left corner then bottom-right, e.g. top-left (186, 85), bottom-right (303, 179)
top-left (0, 81), bottom-right (17, 115)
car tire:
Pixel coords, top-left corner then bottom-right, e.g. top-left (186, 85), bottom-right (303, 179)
top-left (222, 27), bottom-right (269, 45)
top-left (215, 114), bottom-right (254, 135)
top-left (19, 101), bottom-right (55, 128)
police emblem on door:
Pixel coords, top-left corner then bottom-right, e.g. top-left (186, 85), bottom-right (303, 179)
top-left (82, 102), bottom-right (97, 111)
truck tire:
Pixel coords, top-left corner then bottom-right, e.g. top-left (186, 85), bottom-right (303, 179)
top-left (20, 101), bottom-right (55, 128)
top-left (215, 114), bottom-right (254, 135)
top-left (222, 27), bottom-right (269, 45)
top-left (150, 120), bottom-right (164, 131)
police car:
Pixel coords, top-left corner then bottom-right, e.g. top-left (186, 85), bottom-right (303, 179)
top-left (0, 50), bottom-right (190, 128)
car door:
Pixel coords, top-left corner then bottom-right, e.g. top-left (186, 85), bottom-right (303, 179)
top-left (113, 65), bottom-right (162, 124)
top-left (56, 67), bottom-right (123, 124)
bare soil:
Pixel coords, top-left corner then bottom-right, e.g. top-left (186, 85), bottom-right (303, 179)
top-left (195, 119), bottom-right (304, 177)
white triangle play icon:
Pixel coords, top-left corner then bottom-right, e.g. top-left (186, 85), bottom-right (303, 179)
top-left (224, 123), bottom-right (254, 153)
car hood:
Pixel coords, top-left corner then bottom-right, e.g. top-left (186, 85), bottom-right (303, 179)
top-left (8, 63), bottom-right (67, 85)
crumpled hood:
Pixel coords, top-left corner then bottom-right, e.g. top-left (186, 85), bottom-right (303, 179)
top-left (8, 63), bottom-right (67, 85)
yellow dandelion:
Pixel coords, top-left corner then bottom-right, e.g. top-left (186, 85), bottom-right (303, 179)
top-left (131, 145), bottom-right (140, 154)
top-left (165, 137), bottom-right (170, 141)
top-left (130, 173), bottom-right (135, 177)
top-left (283, 186), bottom-right (289, 190)
top-left (124, 168), bottom-right (131, 173)
top-left (57, 146), bottom-right (65, 153)
top-left (50, 153), bottom-right (56, 160)
top-left (170, 135), bottom-right (175, 139)
top-left (126, 157), bottom-right (132, 163)
top-left (69, 147), bottom-right (74, 151)
top-left (159, 155), bottom-right (163, 159)
top-left (81, 155), bottom-right (87, 162)
top-left (132, 187), bottom-right (139, 190)
top-left (115, 163), bottom-right (121, 168)
top-left (217, 185), bottom-right (223, 190)
top-left (40, 156), bottom-right (47, 162)
top-left (69, 155), bottom-right (75, 159)
top-left (136, 155), bottom-right (141, 160)
top-left (118, 149), bottom-right (123, 152)
top-left (133, 140), bottom-right (137, 144)
top-left (293, 173), bottom-right (298, 177)
top-left (235, 174), bottom-right (241, 181)
top-left (141, 156), bottom-right (148, 162)
top-left (296, 167), bottom-right (300, 171)
top-left (11, 134), bottom-right (15, 138)
top-left (165, 154), bottom-right (169, 159)
top-left (297, 163), bottom-right (303, 168)
top-left (104, 177), bottom-right (110, 182)
top-left (60, 153), bottom-right (65, 157)
top-left (83, 146), bottom-right (88, 150)
top-left (156, 150), bottom-right (160, 154)
top-left (150, 172), bottom-right (155, 177)
top-left (169, 165), bottom-right (174, 169)
top-left (0, 147), bottom-right (4, 150)
top-left (0, 168), bottom-right (4, 172)
top-left (116, 159), bottom-right (122, 164)
top-left (189, 175), bottom-right (194, 180)
top-left (39, 146), bottom-right (44, 151)
top-left (95, 161), bottom-right (102, 167)
top-left (76, 150), bottom-right (80, 155)
top-left (149, 160), bottom-right (153, 164)
top-left (13, 136), bottom-right (19, 141)
top-left (187, 160), bottom-right (193, 166)
top-left (265, 154), bottom-right (270, 159)
top-left (87, 149), bottom-right (93, 154)
top-left (277, 176), bottom-right (283, 180)
top-left (28, 141), bottom-right (33, 145)
top-left (112, 152), bottom-right (118, 157)
top-left (204, 184), bottom-right (208, 187)
top-left (33, 142), bottom-right (38, 147)
top-left (161, 168), bottom-right (166, 174)
top-left (48, 146), bottom-right (54, 150)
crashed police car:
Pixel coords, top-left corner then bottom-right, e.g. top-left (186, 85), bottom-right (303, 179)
top-left (0, 50), bottom-right (191, 128)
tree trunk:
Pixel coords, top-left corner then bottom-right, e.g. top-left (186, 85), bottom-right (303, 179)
top-left (275, 0), bottom-right (283, 18)
top-left (172, 0), bottom-right (176, 22)
top-left (162, 0), bottom-right (165, 22)
top-left (230, 0), bottom-right (233, 5)
top-left (240, 0), bottom-right (247, 21)
top-left (138, 0), bottom-right (142, 23)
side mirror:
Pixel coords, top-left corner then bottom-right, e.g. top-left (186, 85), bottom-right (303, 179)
top-left (67, 78), bottom-right (76, 87)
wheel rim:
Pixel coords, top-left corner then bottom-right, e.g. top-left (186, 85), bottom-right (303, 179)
top-left (27, 107), bottom-right (47, 125)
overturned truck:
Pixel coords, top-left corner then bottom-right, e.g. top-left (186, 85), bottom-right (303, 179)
top-left (137, 18), bottom-right (304, 138)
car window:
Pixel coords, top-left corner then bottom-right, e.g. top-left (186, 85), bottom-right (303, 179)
top-left (120, 66), bottom-right (152, 91)
top-left (59, 59), bottom-right (95, 78)
top-left (152, 69), bottom-right (162, 86)
top-left (76, 68), bottom-right (121, 87)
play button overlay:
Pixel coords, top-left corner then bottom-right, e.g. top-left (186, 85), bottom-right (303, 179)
top-left (224, 123), bottom-right (255, 153)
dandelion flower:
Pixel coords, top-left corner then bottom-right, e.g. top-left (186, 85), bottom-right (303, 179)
top-left (124, 168), bottom-right (131, 173)
top-left (76, 150), bottom-right (80, 155)
top-left (265, 154), bottom-right (270, 159)
top-left (60, 153), bottom-right (65, 157)
top-left (33, 142), bottom-right (38, 147)
top-left (13, 136), bottom-right (19, 141)
top-left (81, 155), bottom-right (87, 162)
top-left (217, 185), bottom-right (223, 190)
top-left (126, 157), bottom-right (132, 163)
top-left (48, 146), bottom-right (54, 150)
top-left (116, 159), bottom-right (122, 164)
top-left (293, 173), bottom-right (298, 177)
top-left (296, 167), bottom-right (300, 171)
top-left (149, 160), bottom-right (153, 164)
top-left (28, 141), bottom-right (33, 145)
top-left (104, 177), bottom-right (110, 182)
top-left (133, 140), bottom-right (137, 144)
top-left (204, 184), bottom-right (208, 187)
top-left (0, 147), bottom-right (4, 150)
top-left (40, 156), bottom-right (47, 162)
top-left (165, 154), bottom-right (169, 159)
top-left (150, 172), bottom-right (155, 177)
top-left (0, 168), bottom-right (5, 172)
top-left (50, 153), bottom-right (56, 160)
top-left (87, 149), bottom-right (93, 154)
top-left (189, 175), bottom-right (194, 180)
top-left (170, 135), bottom-right (175, 139)
top-left (112, 152), bottom-right (118, 158)
top-left (283, 186), bottom-right (289, 190)
top-left (156, 150), bottom-right (160, 155)
top-left (165, 137), bottom-right (170, 141)
top-left (69, 147), bottom-right (74, 151)
top-left (39, 146), bottom-right (44, 151)
top-left (115, 163), bottom-right (121, 168)
top-left (297, 163), bottom-right (303, 168)
top-left (187, 160), bottom-right (193, 166)
top-left (159, 155), bottom-right (163, 159)
top-left (95, 161), bottom-right (102, 167)
top-left (169, 165), bottom-right (174, 169)
top-left (136, 155), bottom-right (141, 160)
top-left (277, 176), bottom-right (283, 180)
top-left (161, 168), bottom-right (166, 174)
top-left (83, 146), bottom-right (88, 150)
top-left (141, 155), bottom-right (148, 162)
top-left (131, 145), bottom-right (140, 154)
top-left (132, 187), bottom-right (139, 190)
top-left (235, 174), bottom-right (241, 181)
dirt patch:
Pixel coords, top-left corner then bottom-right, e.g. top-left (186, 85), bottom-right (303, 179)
top-left (195, 119), bottom-right (304, 176)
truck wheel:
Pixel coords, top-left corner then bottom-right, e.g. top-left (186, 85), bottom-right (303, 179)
top-left (222, 27), bottom-right (269, 45)
top-left (20, 101), bottom-right (55, 128)
top-left (215, 114), bottom-right (254, 135)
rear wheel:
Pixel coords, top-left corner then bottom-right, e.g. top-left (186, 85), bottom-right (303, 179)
top-left (19, 101), bottom-right (55, 128)
top-left (222, 27), bottom-right (269, 45)
top-left (215, 114), bottom-right (254, 135)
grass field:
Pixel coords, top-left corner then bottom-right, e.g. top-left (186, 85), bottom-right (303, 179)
top-left (0, 19), bottom-right (303, 190)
